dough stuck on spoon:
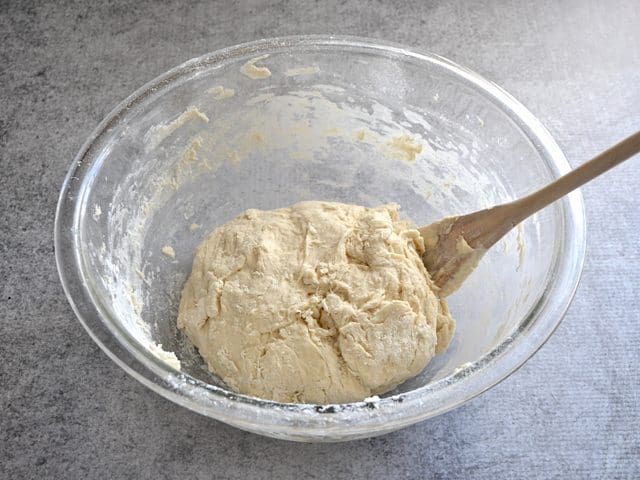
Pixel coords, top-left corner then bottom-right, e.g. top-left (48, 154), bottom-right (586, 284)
top-left (178, 201), bottom-right (454, 404)
top-left (419, 216), bottom-right (487, 298)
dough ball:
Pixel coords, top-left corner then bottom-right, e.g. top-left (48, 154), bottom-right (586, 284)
top-left (178, 201), bottom-right (454, 403)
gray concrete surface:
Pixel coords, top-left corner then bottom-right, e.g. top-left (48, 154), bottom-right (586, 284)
top-left (1, 0), bottom-right (639, 478)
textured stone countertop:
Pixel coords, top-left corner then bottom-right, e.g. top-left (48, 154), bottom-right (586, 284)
top-left (1, 1), bottom-right (639, 478)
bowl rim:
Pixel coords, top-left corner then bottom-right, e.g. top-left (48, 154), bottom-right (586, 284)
top-left (54, 34), bottom-right (586, 441)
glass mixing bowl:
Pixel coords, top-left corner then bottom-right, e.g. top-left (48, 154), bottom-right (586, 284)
top-left (55, 36), bottom-right (585, 442)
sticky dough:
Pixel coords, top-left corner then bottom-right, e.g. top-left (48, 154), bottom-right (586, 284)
top-left (178, 201), bottom-right (455, 403)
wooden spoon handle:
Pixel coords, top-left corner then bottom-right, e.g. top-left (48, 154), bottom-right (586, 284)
top-left (510, 129), bottom-right (640, 224)
top-left (460, 129), bottom-right (640, 250)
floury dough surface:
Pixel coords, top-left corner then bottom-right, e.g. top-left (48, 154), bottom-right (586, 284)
top-left (178, 201), bottom-right (455, 403)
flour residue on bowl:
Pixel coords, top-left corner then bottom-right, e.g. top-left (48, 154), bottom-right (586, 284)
top-left (285, 66), bottom-right (320, 77)
top-left (240, 55), bottom-right (272, 79)
top-left (207, 85), bottom-right (235, 99)
top-left (148, 342), bottom-right (181, 370)
top-left (516, 223), bottom-right (525, 271)
top-left (144, 106), bottom-right (209, 152)
top-left (165, 136), bottom-right (205, 189)
top-left (386, 134), bottom-right (423, 163)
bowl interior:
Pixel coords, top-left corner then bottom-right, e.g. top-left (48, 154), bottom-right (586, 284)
top-left (76, 43), bottom-right (565, 400)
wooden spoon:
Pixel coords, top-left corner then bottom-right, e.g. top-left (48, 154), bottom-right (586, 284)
top-left (419, 130), bottom-right (640, 297)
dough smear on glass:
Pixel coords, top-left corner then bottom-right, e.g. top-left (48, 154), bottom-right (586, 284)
top-left (178, 201), bottom-right (454, 403)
